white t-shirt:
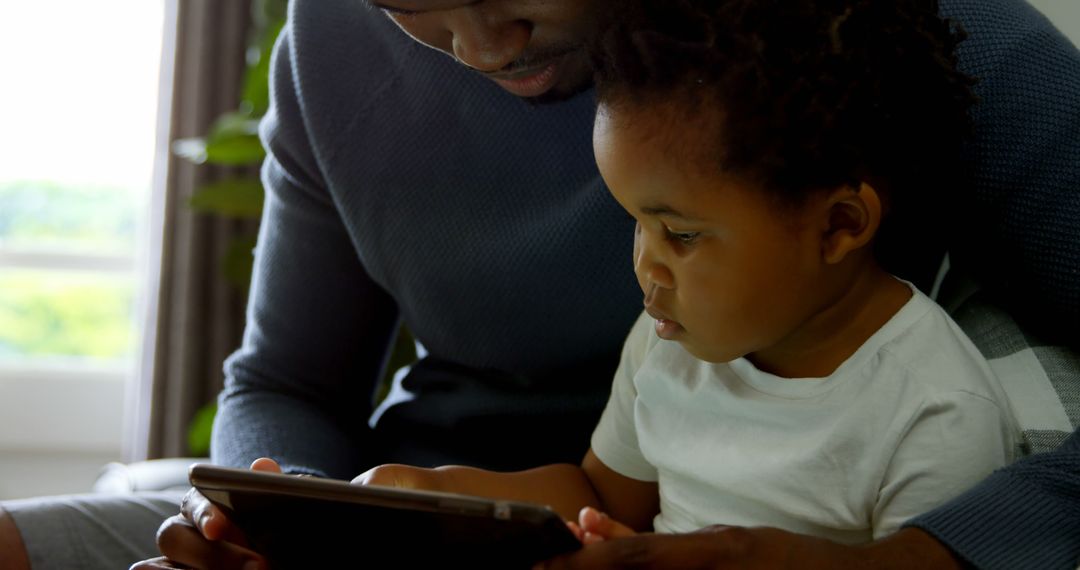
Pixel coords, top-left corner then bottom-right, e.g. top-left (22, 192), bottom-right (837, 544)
top-left (591, 285), bottom-right (1017, 544)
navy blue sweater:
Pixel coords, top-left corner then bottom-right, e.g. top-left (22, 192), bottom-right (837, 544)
top-left (213, 0), bottom-right (1080, 567)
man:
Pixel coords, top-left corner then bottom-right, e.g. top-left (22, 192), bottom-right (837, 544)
top-left (2, 0), bottom-right (1078, 568)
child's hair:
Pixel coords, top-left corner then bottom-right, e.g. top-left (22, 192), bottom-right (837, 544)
top-left (591, 0), bottom-right (976, 205)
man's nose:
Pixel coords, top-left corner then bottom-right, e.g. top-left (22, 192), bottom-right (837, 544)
top-left (444, 8), bottom-right (532, 72)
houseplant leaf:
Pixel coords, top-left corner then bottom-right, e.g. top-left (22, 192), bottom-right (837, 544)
top-left (222, 235), bottom-right (258, 290)
top-left (189, 178), bottom-right (265, 219)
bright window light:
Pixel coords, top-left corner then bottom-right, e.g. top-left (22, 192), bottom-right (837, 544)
top-left (0, 0), bottom-right (164, 369)
top-left (0, 0), bottom-right (167, 499)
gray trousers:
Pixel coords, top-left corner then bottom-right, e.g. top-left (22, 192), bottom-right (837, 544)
top-left (3, 491), bottom-right (184, 570)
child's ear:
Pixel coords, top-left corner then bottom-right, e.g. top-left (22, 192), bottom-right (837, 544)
top-left (820, 182), bottom-right (882, 264)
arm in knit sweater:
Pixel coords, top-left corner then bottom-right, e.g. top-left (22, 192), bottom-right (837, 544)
top-left (210, 21), bottom-right (399, 479)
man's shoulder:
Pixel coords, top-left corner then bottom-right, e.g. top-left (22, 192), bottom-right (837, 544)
top-left (941, 0), bottom-right (1077, 73)
top-left (940, 0), bottom-right (1053, 34)
top-left (290, 0), bottom-right (417, 80)
top-left (279, 0), bottom-right (518, 167)
top-left (292, 0), bottom-right (403, 46)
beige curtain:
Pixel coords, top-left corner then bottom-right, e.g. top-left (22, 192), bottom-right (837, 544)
top-left (131, 0), bottom-right (258, 460)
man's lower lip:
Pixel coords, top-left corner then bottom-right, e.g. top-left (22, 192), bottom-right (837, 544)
top-left (654, 319), bottom-right (683, 340)
top-left (490, 62), bottom-right (560, 98)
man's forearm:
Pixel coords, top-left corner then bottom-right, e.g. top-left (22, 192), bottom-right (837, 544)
top-left (861, 528), bottom-right (964, 570)
top-left (213, 391), bottom-right (373, 479)
top-left (907, 430), bottom-right (1080, 570)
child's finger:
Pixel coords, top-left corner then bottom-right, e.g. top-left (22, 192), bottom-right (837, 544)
top-left (582, 531), bottom-right (606, 545)
top-left (249, 457), bottom-right (282, 473)
top-left (578, 507), bottom-right (636, 539)
top-left (565, 521), bottom-right (586, 542)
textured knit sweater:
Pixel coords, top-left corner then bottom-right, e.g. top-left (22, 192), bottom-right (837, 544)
top-left (212, 0), bottom-right (1080, 568)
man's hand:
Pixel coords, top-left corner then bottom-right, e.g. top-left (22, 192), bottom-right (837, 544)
top-left (129, 458), bottom-right (282, 570)
top-left (535, 526), bottom-right (964, 570)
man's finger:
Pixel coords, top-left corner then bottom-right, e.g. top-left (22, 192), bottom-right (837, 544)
top-left (540, 535), bottom-right (657, 570)
top-left (155, 514), bottom-right (266, 570)
top-left (539, 531), bottom-right (736, 570)
top-left (179, 488), bottom-right (246, 545)
top-left (180, 489), bottom-right (220, 539)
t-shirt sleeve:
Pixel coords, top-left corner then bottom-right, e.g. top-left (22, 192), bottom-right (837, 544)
top-left (872, 390), bottom-right (1014, 538)
top-left (590, 312), bottom-right (659, 482)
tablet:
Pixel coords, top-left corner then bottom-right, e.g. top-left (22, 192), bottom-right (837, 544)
top-left (189, 464), bottom-right (581, 568)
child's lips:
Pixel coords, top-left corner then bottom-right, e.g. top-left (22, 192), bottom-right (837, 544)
top-left (645, 307), bottom-right (684, 340)
top-left (653, 318), bottom-right (684, 340)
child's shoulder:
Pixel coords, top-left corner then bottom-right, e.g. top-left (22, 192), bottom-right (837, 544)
top-left (872, 288), bottom-right (1004, 401)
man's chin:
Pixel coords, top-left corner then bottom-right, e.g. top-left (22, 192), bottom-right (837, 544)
top-left (519, 80), bottom-right (593, 105)
top-left (514, 57), bottom-right (593, 105)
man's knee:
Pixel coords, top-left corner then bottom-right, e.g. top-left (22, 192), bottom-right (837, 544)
top-left (0, 504), bottom-right (31, 570)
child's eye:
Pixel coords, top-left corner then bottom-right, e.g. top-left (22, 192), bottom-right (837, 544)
top-left (665, 228), bottom-right (700, 246)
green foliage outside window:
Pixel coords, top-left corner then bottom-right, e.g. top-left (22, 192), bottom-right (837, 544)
top-left (0, 271), bottom-right (134, 361)
top-left (0, 181), bottom-right (137, 254)
top-left (0, 181), bottom-right (137, 363)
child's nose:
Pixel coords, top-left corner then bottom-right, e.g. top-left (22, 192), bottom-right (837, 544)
top-left (634, 234), bottom-right (675, 290)
top-left (639, 262), bottom-right (675, 291)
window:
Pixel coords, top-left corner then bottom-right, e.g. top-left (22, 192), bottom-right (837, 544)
top-left (0, 1), bottom-right (167, 498)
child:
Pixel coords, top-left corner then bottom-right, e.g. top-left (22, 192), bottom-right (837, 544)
top-left (356, 0), bottom-right (1016, 548)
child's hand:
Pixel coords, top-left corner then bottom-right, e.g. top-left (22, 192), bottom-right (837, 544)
top-left (567, 507), bottom-right (637, 544)
top-left (351, 463), bottom-right (442, 492)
